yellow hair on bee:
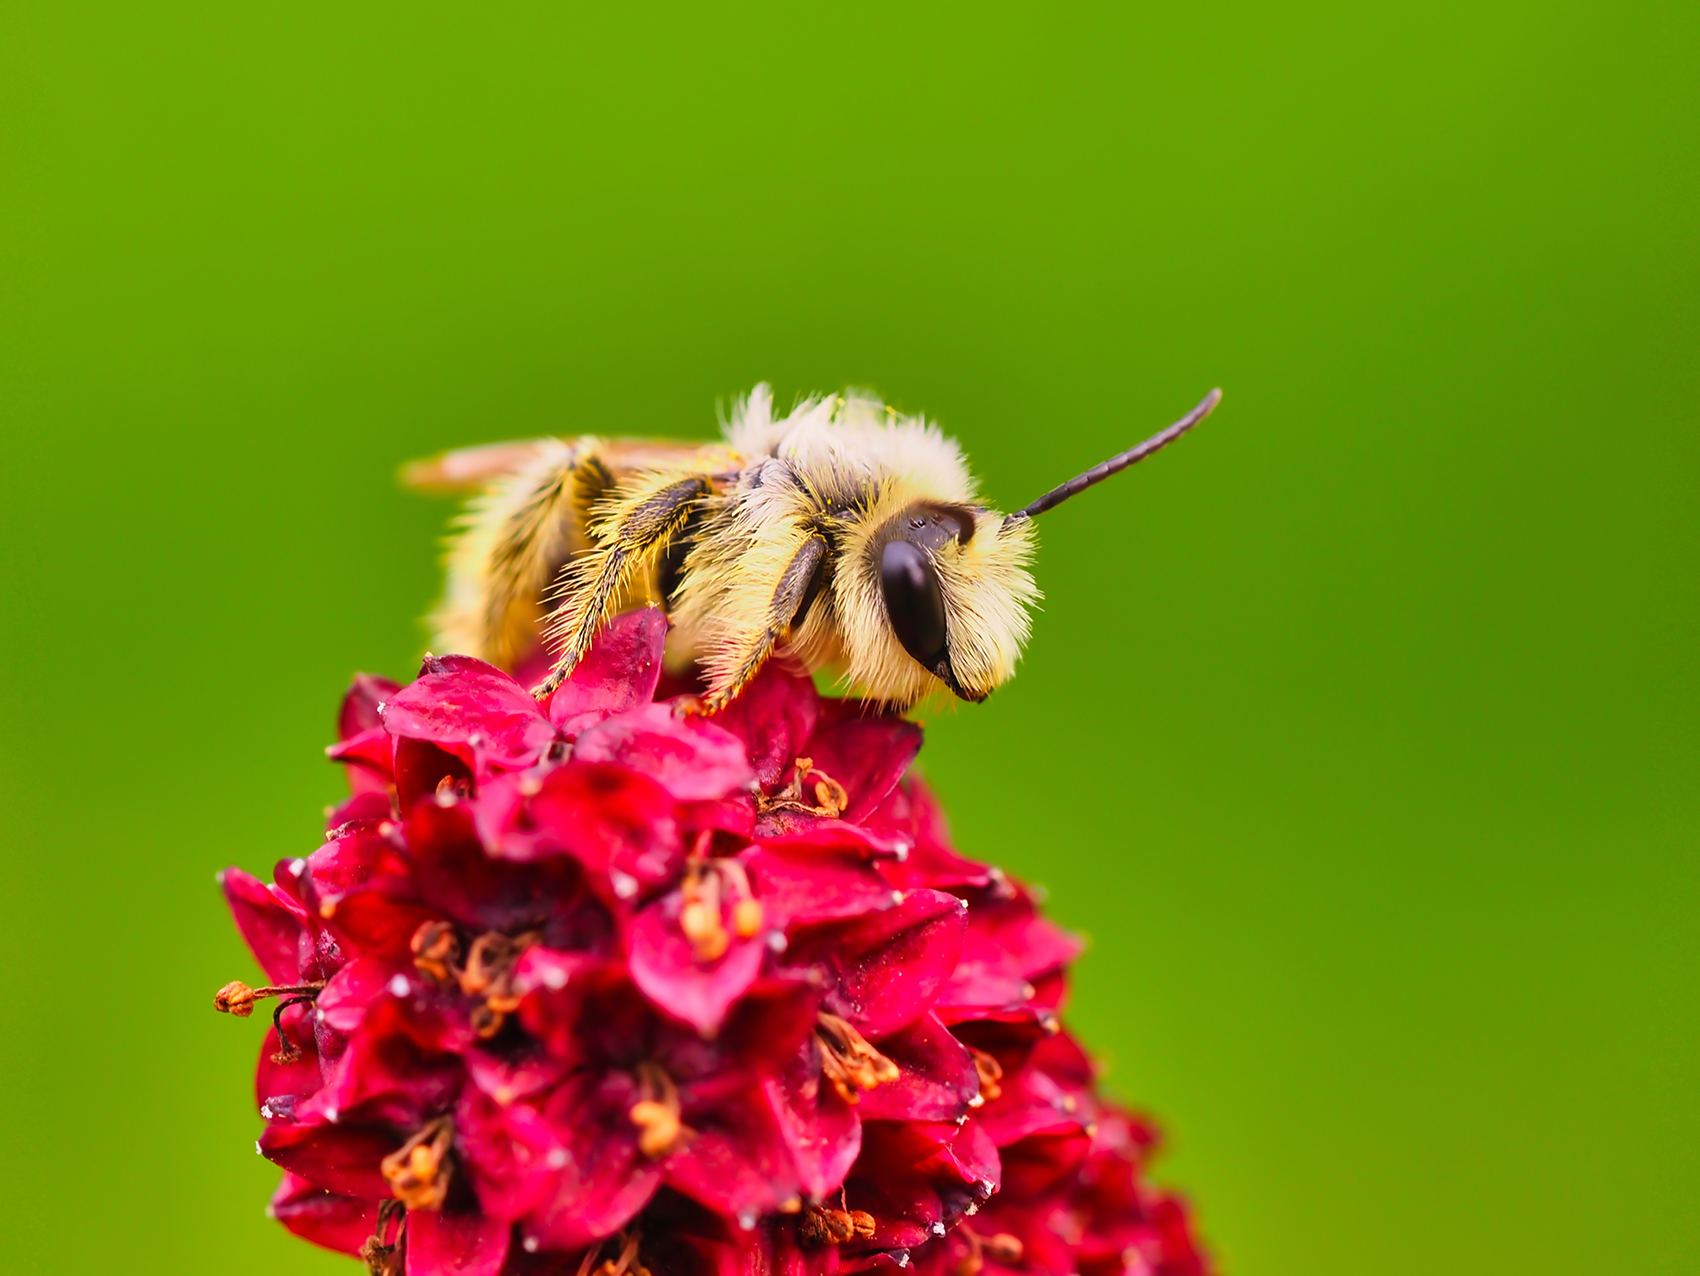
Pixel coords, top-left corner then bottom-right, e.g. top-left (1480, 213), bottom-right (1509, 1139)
top-left (673, 385), bottom-right (1040, 706)
top-left (543, 468), bottom-right (705, 675)
top-left (834, 498), bottom-right (1038, 704)
top-left (431, 437), bottom-right (583, 666)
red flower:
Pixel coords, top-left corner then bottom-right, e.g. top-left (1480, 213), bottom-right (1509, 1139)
top-left (214, 608), bottom-right (1210, 1275)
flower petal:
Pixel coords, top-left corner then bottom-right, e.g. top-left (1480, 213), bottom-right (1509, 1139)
top-left (963, 891), bottom-right (1084, 983)
top-left (975, 1063), bottom-right (1083, 1149)
top-left (257, 1023), bottom-right (324, 1118)
top-left (407, 799), bottom-right (608, 942)
top-left (383, 654), bottom-right (557, 772)
top-left (740, 841), bottom-right (897, 931)
top-left (321, 885), bottom-right (441, 964)
top-left (484, 762), bottom-right (683, 906)
top-left (799, 714), bottom-right (921, 823)
top-left (511, 949), bottom-right (608, 1066)
top-left (464, 1038), bottom-right (571, 1107)
top-left (220, 866), bottom-right (307, 985)
top-left (339, 673), bottom-right (401, 740)
top-left (259, 1121), bottom-right (399, 1200)
top-left (307, 997), bottom-right (467, 1128)
top-left (843, 1176), bottom-right (941, 1252)
top-left (317, 955), bottom-right (440, 1037)
top-left (707, 661), bottom-right (819, 788)
top-left (268, 1172), bottom-right (378, 1257)
top-left (997, 1127), bottom-right (1093, 1198)
top-left (853, 1013), bottom-right (979, 1124)
top-left (752, 815), bottom-right (909, 859)
top-left (661, 975), bottom-right (824, 1091)
top-left (658, 1219), bottom-right (837, 1276)
top-left (664, 1086), bottom-right (802, 1225)
top-left (573, 704), bottom-right (753, 801)
top-left (675, 794), bottom-right (758, 842)
top-left (853, 1117), bottom-right (967, 1174)
top-left (764, 1043), bottom-right (861, 1199)
top-left (546, 607), bottom-right (668, 724)
top-left (783, 889), bottom-right (968, 1038)
top-left (873, 780), bottom-right (992, 891)
top-left (393, 737), bottom-right (476, 813)
top-left (328, 725), bottom-right (397, 794)
top-left (628, 883), bottom-right (765, 1036)
top-left (915, 1117), bottom-right (1001, 1198)
top-left (935, 891), bottom-right (1083, 1024)
top-left (455, 1089), bottom-right (560, 1224)
top-left (528, 1071), bottom-right (663, 1250)
top-left (1029, 1029), bottom-right (1097, 1093)
top-left (302, 823), bottom-right (409, 919)
top-left (405, 1208), bottom-right (511, 1276)
top-left (324, 789), bottom-right (395, 832)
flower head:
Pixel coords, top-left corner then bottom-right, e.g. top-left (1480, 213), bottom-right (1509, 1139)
top-left (215, 608), bottom-right (1209, 1274)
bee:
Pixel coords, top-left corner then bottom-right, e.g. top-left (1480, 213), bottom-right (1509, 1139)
top-left (404, 384), bottom-right (1221, 711)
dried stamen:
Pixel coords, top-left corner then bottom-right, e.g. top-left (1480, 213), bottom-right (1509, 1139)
top-left (759, 757), bottom-right (848, 818)
top-left (268, 995), bottom-right (319, 1064)
top-left (678, 858), bottom-right (761, 963)
top-left (628, 1062), bottom-right (690, 1158)
top-left (954, 1225), bottom-right (1024, 1276)
top-left (381, 1115), bottom-right (455, 1211)
top-left (212, 979), bottom-right (326, 1063)
top-left (983, 1233), bottom-right (1023, 1263)
top-left (460, 930), bottom-right (530, 996)
top-left (799, 1204), bottom-right (877, 1246)
top-left (410, 920), bottom-right (462, 984)
top-left (359, 1239), bottom-right (403, 1275)
top-left (970, 1047), bottom-right (1004, 1102)
top-left (679, 887), bottom-right (727, 963)
top-left (732, 897), bottom-right (765, 939)
top-left (411, 924), bottom-right (537, 1039)
top-left (213, 979), bottom-right (325, 1017)
top-left (815, 1012), bottom-right (900, 1104)
top-left (359, 1200), bottom-right (406, 1276)
top-left (434, 773), bottom-right (471, 803)
top-left (580, 1231), bottom-right (645, 1276)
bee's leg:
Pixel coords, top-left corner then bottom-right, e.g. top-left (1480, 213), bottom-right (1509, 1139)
top-left (483, 446), bottom-right (613, 648)
top-left (698, 532), bottom-right (829, 714)
top-left (535, 475), bottom-right (711, 699)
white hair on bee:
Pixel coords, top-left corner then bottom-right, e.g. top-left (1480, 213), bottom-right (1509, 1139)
top-left (680, 384), bottom-right (1038, 705)
top-left (724, 383), bottom-right (971, 502)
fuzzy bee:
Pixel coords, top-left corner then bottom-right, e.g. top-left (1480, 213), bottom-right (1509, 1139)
top-left (404, 384), bottom-right (1221, 711)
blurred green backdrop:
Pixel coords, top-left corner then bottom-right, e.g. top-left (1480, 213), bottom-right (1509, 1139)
top-left (1, 3), bottom-right (1694, 1273)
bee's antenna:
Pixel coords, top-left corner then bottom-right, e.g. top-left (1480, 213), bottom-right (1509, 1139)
top-left (1002, 388), bottom-right (1223, 528)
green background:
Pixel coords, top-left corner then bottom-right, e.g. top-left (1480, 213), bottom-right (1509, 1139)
top-left (1, 3), bottom-right (1693, 1273)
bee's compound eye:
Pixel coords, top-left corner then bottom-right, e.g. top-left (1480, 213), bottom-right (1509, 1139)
top-left (879, 539), bottom-right (948, 669)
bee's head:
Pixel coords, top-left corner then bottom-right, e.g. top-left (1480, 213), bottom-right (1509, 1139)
top-left (839, 498), bottom-right (1039, 707)
top-left (830, 388), bottom-right (1219, 707)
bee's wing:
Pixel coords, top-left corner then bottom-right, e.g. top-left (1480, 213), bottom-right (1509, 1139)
top-left (401, 440), bottom-right (555, 493)
top-left (402, 437), bottom-right (727, 493)
top-left (597, 438), bottom-right (735, 477)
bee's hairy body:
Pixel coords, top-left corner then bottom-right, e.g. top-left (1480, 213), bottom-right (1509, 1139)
top-left (411, 382), bottom-right (1219, 712)
top-left (418, 385), bottom-right (1039, 711)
